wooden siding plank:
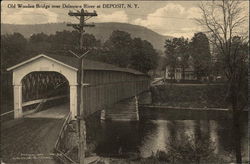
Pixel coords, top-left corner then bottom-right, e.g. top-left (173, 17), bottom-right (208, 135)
top-left (81, 70), bottom-right (150, 117)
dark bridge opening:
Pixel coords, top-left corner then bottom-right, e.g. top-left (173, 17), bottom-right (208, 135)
top-left (21, 71), bottom-right (69, 114)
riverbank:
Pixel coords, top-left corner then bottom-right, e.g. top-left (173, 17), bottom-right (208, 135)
top-left (83, 151), bottom-right (239, 164)
top-left (150, 83), bottom-right (229, 108)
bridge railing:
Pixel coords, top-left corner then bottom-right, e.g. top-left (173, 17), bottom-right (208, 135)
top-left (54, 112), bottom-right (77, 163)
top-left (54, 111), bottom-right (72, 149)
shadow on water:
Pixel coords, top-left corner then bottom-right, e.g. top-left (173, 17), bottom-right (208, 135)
top-left (86, 108), bottom-right (248, 162)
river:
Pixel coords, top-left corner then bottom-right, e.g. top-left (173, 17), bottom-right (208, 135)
top-left (86, 108), bottom-right (248, 162)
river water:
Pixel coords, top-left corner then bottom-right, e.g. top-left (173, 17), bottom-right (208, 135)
top-left (86, 108), bottom-right (248, 162)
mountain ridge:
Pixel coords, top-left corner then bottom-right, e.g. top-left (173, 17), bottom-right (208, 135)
top-left (1, 22), bottom-right (172, 51)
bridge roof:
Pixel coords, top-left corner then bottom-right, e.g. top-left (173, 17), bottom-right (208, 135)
top-left (7, 53), bottom-right (145, 75)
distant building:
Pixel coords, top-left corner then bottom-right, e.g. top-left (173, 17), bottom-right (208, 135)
top-left (165, 65), bottom-right (196, 81)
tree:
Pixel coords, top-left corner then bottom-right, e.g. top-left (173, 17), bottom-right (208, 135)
top-left (49, 30), bottom-right (80, 51)
top-left (190, 32), bottom-right (211, 80)
top-left (164, 37), bottom-right (189, 80)
top-left (29, 32), bottom-right (51, 53)
top-left (1, 33), bottom-right (28, 70)
top-left (30, 32), bottom-right (49, 43)
top-left (177, 38), bottom-right (189, 80)
top-left (164, 39), bottom-right (177, 80)
top-left (104, 30), bottom-right (133, 67)
top-left (196, 0), bottom-right (248, 163)
top-left (28, 31), bottom-right (101, 55)
top-left (81, 33), bottom-right (101, 50)
top-left (130, 38), bottom-right (158, 73)
top-left (99, 31), bottom-right (159, 73)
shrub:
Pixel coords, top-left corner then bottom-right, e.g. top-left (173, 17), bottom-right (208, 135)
top-left (166, 133), bottom-right (216, 164)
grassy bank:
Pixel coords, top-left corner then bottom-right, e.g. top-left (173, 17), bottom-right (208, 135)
top-left (150, 84), bottom-right (229, 108)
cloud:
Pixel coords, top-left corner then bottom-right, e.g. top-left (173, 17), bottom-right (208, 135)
top-left (1, 8), bottom-right (58, 24)
top-left (187, 7), bottom-right (202, 19)
top-left (164, 27), bottom-right (203, 38)
top-left (132, 3), bottom-right (201, 38)
top-left (164, 31), bottom-right (195, 39)
top-left (95, 11), bottom-right (128, 23)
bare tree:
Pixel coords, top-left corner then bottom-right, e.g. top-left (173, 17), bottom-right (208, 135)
top-left (196, 0), bottom-right (248, 163)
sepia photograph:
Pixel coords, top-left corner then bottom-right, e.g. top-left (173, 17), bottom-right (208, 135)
top-left (0, 0), bottom-right (249, 163)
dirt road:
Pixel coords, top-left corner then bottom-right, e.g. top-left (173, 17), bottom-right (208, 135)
top-left (1, 104), bottom-right (69, 164)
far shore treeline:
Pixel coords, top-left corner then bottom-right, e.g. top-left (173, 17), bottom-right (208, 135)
top-left (1, 30), bottom-right (159, 74)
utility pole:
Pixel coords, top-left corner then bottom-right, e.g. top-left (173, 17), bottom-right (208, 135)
top-left (67, 9), bottom-right (97, 164)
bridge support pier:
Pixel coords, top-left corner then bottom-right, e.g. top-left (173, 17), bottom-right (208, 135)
top-left (104, 96), bottom-right (139, 121)
top-left (13, 85), bottom-right (23, 118)
top-left (138, 91), bottom-right (152, 105)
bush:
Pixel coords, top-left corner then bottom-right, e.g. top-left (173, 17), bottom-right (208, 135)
top-left (155, 150), bottom-right (170, 162)
top-left (166, 134), bottom-right (215, 164)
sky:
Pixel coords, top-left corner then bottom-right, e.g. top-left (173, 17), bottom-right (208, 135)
top-left (1, 1), bottom-right (249, 38)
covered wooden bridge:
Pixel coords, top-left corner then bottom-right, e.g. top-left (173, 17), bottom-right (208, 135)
top-left (7, 53), bottom-right (150, 120)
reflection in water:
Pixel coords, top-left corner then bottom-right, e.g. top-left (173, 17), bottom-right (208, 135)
top-left (86, 111), bottom-right (248, 162)
top-left (209, 121), bottom-right (219, 154)
top-left (139, 120), bottom-right (168, 157)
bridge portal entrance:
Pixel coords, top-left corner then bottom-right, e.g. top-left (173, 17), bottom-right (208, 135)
top-left (21, 71), bottom-right (69, 116)
top-left (7, 54), bottom-right (78, 119)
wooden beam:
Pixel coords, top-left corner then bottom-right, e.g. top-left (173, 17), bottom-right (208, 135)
top-left (22, 95), bottom-right (68, 107)
top-left (0, 110), bottom-right (14, 117)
